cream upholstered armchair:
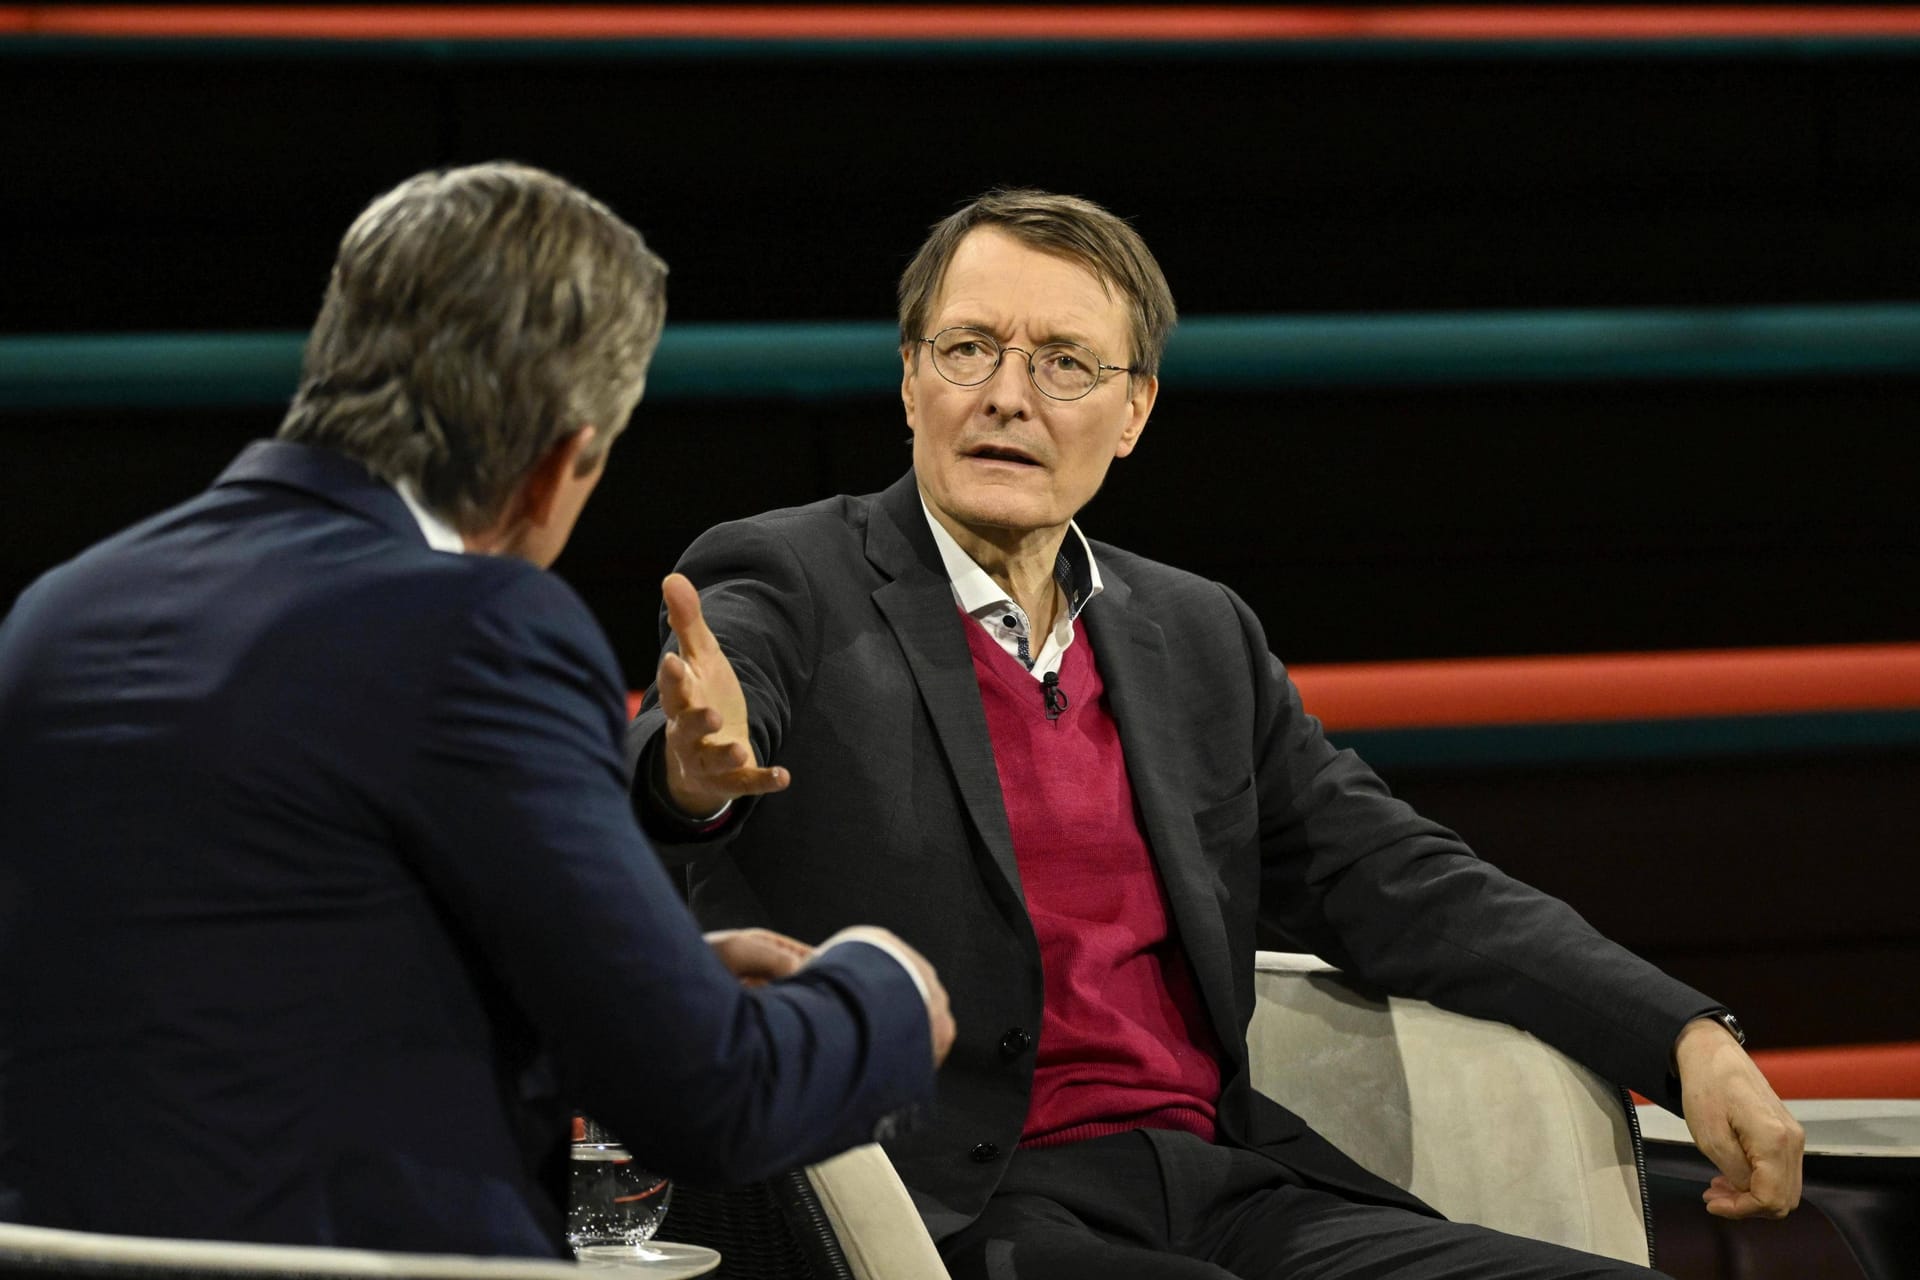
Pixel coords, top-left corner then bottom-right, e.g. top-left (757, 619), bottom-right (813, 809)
top-left (789, 951), bottom-right (1653, 1279)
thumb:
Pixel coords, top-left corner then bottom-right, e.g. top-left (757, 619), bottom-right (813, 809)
top-left (662, 573), bottom-right (718, 660)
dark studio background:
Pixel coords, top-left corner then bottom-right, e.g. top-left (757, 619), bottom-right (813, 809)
top-left (3, 15), bottom-right (1917, 1048)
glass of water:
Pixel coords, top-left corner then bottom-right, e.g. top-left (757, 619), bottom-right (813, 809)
top-left (567, 1115), bottom-right (673, 1261)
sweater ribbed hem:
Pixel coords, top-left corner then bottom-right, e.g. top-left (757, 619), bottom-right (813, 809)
top-left (1018, 1105), bottom-right (1217, 1151)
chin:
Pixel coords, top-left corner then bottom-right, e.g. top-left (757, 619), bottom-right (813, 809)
top-left (952, 498), bottom-right (1059, 536)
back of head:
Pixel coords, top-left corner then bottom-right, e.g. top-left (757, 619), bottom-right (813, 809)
top-left (278, 162), bottom-right (667, 532)
top-left (896, 187), bottom-right (1177, 379)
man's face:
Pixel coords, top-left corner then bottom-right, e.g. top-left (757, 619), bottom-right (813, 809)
top-left (903, 228), bottom-right (1157, 546)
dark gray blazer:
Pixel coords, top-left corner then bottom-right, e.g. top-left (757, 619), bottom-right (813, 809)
top-left (628, 469), bottom-right (1716, 1240)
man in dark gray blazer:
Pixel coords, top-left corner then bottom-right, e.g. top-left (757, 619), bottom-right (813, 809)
top-left (0, 163), bottom-right (949, 1256)
top-left (627, 189), bottom-right (1802, 1278)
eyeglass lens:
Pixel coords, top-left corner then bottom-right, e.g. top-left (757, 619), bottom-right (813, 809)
top-left (929, 328), bottom-right (1103, 400)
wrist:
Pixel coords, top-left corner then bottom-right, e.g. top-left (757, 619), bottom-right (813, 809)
top-left (645, 738), bottom-right (732, 828)
top-left (1674, 1010), bottom-right (1747, 1077)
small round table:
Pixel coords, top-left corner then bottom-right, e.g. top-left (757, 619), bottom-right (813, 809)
top-left (1637, 1099), bottom-right (1920, 1280)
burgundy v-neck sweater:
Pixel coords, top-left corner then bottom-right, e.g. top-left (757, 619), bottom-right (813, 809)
top-left (962, 615), bottom-right (1221, 1148)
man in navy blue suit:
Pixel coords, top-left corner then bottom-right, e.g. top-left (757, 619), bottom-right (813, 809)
top-left (0, 162), bottom-right (950, 1256)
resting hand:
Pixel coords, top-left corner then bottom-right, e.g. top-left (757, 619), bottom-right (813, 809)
top-left (656, 573), bottom-right (789, 817)
top-left (1675, 1017), bottom-right (1805, 1219)
top-left (705, 928), bottom-right (814, 987)
top-left (816, 926), bottom-right (957, 1069)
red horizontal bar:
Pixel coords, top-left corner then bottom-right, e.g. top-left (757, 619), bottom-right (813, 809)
top-left (1290, 643), bottom-right (1920, 731)
top-left (10, 6), bottom-right (1920, 43)
top-left (1750, 1042), bottom-right (1920, 1099)
top-left (626, 642), bottom-right (1920, 731)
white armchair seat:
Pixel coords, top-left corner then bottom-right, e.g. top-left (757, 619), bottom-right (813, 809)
top-left (803, 951), bottom-right (1650, 1278)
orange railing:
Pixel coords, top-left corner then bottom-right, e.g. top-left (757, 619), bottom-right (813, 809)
top-left (10, 6), bottom-right (1920, 42)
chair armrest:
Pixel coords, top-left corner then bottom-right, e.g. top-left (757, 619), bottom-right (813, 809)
top-left (0, 1222), bottom-right (588, 1280)
top-left (1247, 951), bottom-right (1649, 1265)
top-left (805, 1145), bottom-right (950, 1280)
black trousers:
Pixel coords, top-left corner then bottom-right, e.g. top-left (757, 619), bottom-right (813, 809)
top-left (939, 1130), bottom-right (1670, 1280)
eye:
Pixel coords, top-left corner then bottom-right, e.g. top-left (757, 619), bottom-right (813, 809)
top-left (935, 329), bottom-right (996, 360)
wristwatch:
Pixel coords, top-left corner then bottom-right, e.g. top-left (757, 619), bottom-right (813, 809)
top-left (1710, 1010), bottom-right (1748, 1047)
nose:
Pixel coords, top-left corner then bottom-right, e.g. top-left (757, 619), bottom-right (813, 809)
top-left (983, 346), bottom-right (1037, 419)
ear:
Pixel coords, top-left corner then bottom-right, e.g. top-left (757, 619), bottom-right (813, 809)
top-left (1113, 374), bottom-right (1157, 460)
top-left (901, 347), bottom-right (921, 433)
top-left (517, 425), bottom-right (598, 527)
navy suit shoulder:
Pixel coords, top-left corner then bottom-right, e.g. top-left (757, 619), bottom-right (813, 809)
top-left (0, 442), bottom-right (933, 1254)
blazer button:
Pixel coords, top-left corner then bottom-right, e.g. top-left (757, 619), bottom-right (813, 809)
top-left (998, 1028), bottom-right (1033, 1058)
top-left (969, 1142), bottom-right (1000, 1164)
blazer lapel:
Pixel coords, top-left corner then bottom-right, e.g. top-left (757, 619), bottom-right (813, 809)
top-left (1084, 574), bottom-right (1242, 1056)
top-left (866, 475), bottom-right (1024, 905)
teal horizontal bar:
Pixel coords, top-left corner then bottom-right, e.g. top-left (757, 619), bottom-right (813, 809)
top-left (1335, 710), bottom-right (1920, 772)
top-left (9, 35), bottom-right (1920, 64)
top-left (6, 304), bottom-right (1920, 412)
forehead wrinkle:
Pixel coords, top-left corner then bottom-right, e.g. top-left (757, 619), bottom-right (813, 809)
top-left (931, 228), bottom-right (1127, 357)
top-left (933, 301), bottom-right (1113, 353)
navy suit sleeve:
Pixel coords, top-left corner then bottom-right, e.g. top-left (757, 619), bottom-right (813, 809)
top-left (1230, 585), bottom-right (1715, 1111)
top-left (392, 567), bottom-right (930, 1183)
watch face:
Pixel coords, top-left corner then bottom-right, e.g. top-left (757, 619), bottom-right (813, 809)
top-left (1719, 1013), bottom-right (1748, 1046)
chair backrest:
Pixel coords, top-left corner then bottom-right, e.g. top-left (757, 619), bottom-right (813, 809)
top-left (804, 1146), bottom-right (947, 1280)
top-left (1246, 951), bottom-right (1651, 1265)
top-left (0, 1222), bottom-right (584, 1280)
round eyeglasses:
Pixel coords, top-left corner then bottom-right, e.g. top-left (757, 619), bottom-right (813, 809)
top-left (918, 327), bottom-right (1136, 402)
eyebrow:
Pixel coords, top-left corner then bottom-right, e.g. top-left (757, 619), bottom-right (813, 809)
top-left (945, 318), bottom-right (1099, 350)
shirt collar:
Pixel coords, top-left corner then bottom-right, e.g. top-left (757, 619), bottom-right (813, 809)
top-left (919, 499), bottom-right (1103, 621)
top-left (395, 480), bottom-right (467, 554)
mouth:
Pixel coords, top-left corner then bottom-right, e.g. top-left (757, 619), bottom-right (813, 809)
top-left (964, 444), bottom-right (1043, 468)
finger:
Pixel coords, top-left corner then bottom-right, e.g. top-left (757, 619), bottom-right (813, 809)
top-left (1744, 1151), bottom-right (1801, 1215)
top-left (656, 651), bottom-right (697, 715)
top-left (1703, 1168), bottom-right (1794, 1221)
top-left (662, 574), bottom-right (720, 662)
top-left (1693, 1122), bottom-right (1755, 1193)
top-left (1703, 1188), bottom-right (1782, 1221)
top-left (707, 929), bottom-right (809, 984)
top-left (667, 706), bottom-right (725, 744)
top-left (721, 765), bottom-right (790, 796)
top-left (736, 927), bottom-right (815, 961)
top-left (685, 738), bottom-right (753, 771)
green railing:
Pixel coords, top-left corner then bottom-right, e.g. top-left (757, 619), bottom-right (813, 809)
top-left (5, 304), bottom-right (1919, 411)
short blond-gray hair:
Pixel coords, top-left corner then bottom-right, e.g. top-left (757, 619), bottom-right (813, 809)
top-left (279, 162), bottom-right (667, 531)
top-left (897, 188), bottom-right (1177, 379)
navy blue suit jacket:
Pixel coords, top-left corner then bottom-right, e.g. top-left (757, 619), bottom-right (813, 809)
top-left (0, 441), bottom-right (931, 1255)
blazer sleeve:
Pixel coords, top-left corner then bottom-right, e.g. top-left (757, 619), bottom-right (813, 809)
top-left (393, 567), bottom-right (929, 1183)
top-left (1230, 585), bottom-right (1716, 1111)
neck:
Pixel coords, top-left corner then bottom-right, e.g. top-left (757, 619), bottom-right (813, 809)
top-left (928, 501), bottom-right (1067, 635)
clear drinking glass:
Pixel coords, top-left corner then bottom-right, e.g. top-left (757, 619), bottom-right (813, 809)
top-left (567, 1114), bottom-right (673, 1262)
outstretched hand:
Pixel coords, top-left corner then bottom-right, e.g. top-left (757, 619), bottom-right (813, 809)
top-left (655, 573), bottom-right (789, 817)
top-left (1676, 1017), bottom-right (1805, 1220)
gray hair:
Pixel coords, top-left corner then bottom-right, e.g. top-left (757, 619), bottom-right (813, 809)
top-left (897, 188), bottom-right (1177, 379)
top-left (278, 162), bottom-right (668, 531)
